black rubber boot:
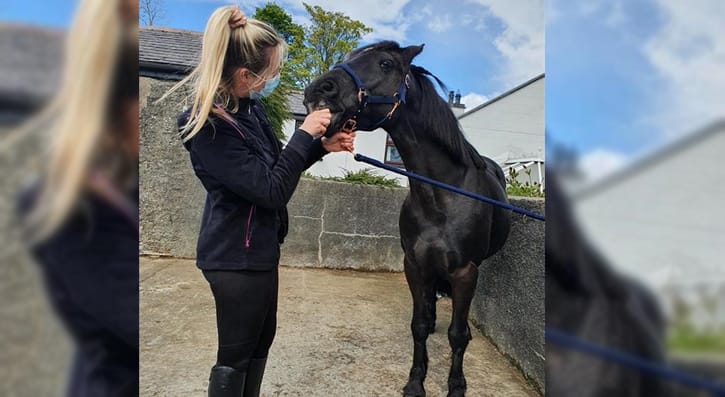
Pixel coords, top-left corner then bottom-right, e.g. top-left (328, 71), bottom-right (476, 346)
top-left (243, 358), bottom-right (267, 397)
top-left (208, 365), bottom-right (245, 397)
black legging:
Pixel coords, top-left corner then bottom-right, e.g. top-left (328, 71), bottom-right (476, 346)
top-left (202, 268), bottom-right (278, 372)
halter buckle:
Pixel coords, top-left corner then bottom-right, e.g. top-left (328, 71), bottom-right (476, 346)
top-left (357, 88), bottom-right (366, 105)
top-left (342, 118), bottom-right (358, 132)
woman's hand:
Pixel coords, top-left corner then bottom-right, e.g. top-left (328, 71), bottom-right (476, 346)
top-left (300, 109), bottom-right (331, 137)
top-left (322, 130), bottom-right (356, 153)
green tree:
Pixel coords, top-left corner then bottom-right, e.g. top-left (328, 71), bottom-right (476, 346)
top-left (253, 3), bottom-right (304, 50)
top-left (253, 3), bottom-right (305, 139)
top-left (295, 3), bottom-right (372, 87)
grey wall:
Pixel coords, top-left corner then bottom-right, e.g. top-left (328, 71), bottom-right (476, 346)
top-left (140, 76), bottom-right (545, 392)
top-left (471, 199), bottom-right (545, 392)
top-left (282, 179), bottom-right (408, 271)
top-left (0, 115), bottom-right (72, 395)
top-left (139, 77), bottom-right (206, 256)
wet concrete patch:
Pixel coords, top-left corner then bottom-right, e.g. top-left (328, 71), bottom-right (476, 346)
top-left (140, 257), bottom-right (539, 396)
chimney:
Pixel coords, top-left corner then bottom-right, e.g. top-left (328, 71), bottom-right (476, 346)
top-left (449, 89), bottom-right (466, 116)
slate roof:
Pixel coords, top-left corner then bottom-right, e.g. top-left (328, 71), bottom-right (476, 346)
top-left (286, 90), bottom-right (307, 116)
top-left (0, 23), bottom-right (64, 112)
top-left (139, 26), bottom-right (201, 78)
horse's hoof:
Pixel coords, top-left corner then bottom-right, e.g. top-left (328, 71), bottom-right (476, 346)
top-left (403, 381), bottom-right (425, 397)
top-left (447, 377), bottom-right (466, 397)
top-left (446, 390), bottom-right (465, 397)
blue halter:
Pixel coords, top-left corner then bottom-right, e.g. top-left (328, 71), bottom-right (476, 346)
top-left (332, 62), bottom-right (410, 131)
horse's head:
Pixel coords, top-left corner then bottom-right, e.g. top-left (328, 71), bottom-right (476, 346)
top-left (304, 41), bottom-right (424, 136)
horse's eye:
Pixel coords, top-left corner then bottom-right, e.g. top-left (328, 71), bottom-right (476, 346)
top-left (379, 60), bottom-right (394, 70)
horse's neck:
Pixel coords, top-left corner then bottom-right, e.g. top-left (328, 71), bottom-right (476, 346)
top-left (386, 120), bottom-right (468, 199)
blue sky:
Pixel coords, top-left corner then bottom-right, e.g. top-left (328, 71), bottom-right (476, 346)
top-left (2, 0), bottom-right (544, 112)
top-left (1, 1), bottom-right (76, 28)
top-left (547, 0), bottom-right (725, 180)
top-left (154, 0), bottom-right (545, 110)
top-left (547, 1), bottom-right (663, 154)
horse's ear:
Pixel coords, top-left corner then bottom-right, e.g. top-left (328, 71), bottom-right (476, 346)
top-left (401, 44), bottom-right (424, 66)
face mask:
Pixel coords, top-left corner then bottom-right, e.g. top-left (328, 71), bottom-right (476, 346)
top-left (250, 74), bottom-right (280, 99)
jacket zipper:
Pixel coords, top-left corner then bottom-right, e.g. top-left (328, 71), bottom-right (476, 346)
top-left (244, 205), bottom-right (256, 248)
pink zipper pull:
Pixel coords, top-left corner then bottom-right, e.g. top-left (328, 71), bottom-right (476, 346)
top-left (244, 205), bottom-right (255, 248)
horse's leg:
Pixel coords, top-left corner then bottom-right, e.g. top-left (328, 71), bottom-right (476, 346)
top-left (426, 291), bottom-right (437, 334)
top-left (447, 261), bottom-right (478, 397)
top-left (403, 255), bottom-right (436, 397)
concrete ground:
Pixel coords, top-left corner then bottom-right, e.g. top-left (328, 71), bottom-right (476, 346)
top-left (140, 257), bottom-right (539, 397)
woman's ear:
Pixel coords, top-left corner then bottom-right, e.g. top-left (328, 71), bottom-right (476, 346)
top-left (236, 68), bottom-right (250, 84)
top-left (227, 68), bottom-right (250, 97)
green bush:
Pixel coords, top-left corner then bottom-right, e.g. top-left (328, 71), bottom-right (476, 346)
top-left (506, 167), bottom-right (544, 198)
top-left (303, 165), bottom-right (547, 195)
top-left (668, 325), bottom-right (725, 354)
top-left (303, 169), bottom-right (401, 188)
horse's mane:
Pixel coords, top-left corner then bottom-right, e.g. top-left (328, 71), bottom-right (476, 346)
top-left (408, 65), bottom-right (487, 169)
top-left (344, 41), bottom-right (399, 61)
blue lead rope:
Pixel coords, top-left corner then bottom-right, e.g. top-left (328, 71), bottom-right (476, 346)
top-left (547, 328), bottom-right (725, 396)
top-left (353, 153), bottom-right (545, 221)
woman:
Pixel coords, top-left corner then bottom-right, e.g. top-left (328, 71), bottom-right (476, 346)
top-left (17, 0), bottom-right (140, 396)
top-left (162, 6), bottom-right (356, 396)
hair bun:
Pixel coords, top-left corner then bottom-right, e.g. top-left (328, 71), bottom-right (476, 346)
top-left (229, 7), bottom-right (247, 29)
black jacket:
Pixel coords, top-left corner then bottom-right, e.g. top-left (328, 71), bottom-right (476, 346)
top-left (18, 184), bottom-right (140, 397)
top-left (181, 99), bottom-right (326, 271)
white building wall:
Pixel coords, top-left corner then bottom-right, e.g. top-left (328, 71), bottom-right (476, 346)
top-left (458, 77), bottom-right (545, 165)
top-left (573, 127), bottom-right (725, 329)
top-left (451, 106), bottom-right (466, 117)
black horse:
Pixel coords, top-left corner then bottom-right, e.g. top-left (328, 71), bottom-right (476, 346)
top-left (304, 41), bottom-right (511, 397)
top-left (546, 171), bottom-right (670, 396)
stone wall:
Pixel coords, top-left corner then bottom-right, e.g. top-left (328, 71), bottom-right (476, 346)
top-left (471, 199), bottom-right (545, 392)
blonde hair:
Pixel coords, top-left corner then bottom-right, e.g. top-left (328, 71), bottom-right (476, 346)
top-left (159, 6), bottom-right (286, 142)
top-left (19, 0), bottom-right (138, 242)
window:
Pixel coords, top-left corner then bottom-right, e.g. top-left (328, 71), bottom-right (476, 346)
top-left (384, 135), bottom-right (404, 167)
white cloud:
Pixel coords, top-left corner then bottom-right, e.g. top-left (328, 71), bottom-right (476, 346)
top-left (643, 0), bottom-right (725, 137)
top-left (465, 0), bottom-right (545, 89)
top-left (569, 0), bottom-right (625, 27)
top-left (579, 148), bottom-right (629, 182)
top-left (427, 14), bottom-right (452, 33)
top-left (276, 0), bottom-right (413, 42)
top-left (460, 92), bottom-right (488, 109)
top-left (418, 4), bottom-right (434, 19)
